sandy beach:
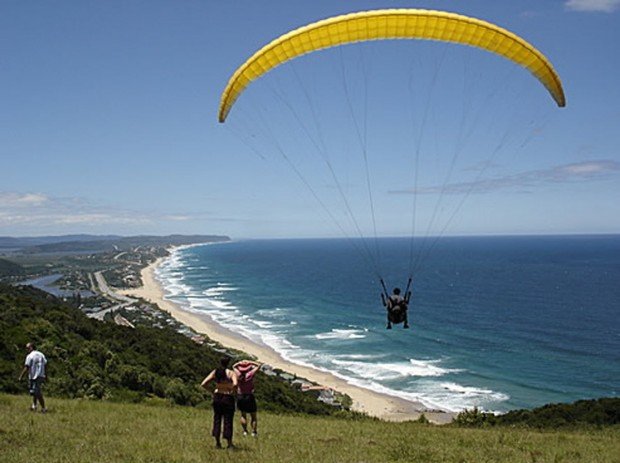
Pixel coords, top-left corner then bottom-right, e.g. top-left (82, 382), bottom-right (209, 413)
top-left (122, 254), bottom-right (455, 424)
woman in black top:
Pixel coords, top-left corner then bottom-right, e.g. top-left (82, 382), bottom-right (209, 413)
top-left (201, 357), bottom-right (238, 449)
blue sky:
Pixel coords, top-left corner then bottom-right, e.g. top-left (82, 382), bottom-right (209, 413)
top-left (1, 0), bottom-right (619, 239)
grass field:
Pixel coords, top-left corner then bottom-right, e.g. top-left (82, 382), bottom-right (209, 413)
top-left (1, 394), bottom-right (619, 463)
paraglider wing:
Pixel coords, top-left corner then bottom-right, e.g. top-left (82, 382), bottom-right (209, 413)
top-left (218, 9), bottom-right (565, 122)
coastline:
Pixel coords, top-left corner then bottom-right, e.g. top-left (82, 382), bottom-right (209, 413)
top-left (122, 252), bottom-right (456, 424)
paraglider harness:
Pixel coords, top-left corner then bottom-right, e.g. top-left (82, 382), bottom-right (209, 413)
top-left (381, 278), bottom-right (411, 327)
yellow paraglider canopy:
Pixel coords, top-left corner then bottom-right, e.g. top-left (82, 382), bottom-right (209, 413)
top-left (219, 9), bottom-right (565, 122)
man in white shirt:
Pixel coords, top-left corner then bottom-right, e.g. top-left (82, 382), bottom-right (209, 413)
top-left (18, 342), bottom-right (47, 413)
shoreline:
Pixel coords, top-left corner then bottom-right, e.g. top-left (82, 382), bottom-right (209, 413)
top-left (122, 252), bottom-right (456, 424)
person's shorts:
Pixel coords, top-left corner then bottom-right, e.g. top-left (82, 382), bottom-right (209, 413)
top-left (28, 377), bottom-right (45, 395)
top-left (237, 393), bottom-right (257, 413)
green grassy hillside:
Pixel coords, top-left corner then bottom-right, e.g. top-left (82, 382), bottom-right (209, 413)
top-left (1, 394), bottom-right (619, 463)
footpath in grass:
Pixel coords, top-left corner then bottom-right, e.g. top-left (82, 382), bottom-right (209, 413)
top-left (1, 394), bottom-right (619, 463)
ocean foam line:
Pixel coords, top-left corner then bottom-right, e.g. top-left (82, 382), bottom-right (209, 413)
top-left (186, 265), bottom-right (210, 271)
top-left (344, 376), bottom-right (508, 413)
top-left (335, 353), bottom-right (388, 360)
top-left (172, 291), bottom-right (500, 411)
top-left (330, 357), bottom-right (460, 380)
top-left (160, 274), bottom-right (292, 347)
top-left (164, 283), bottom-right (193, 297)
top-left (203, 287), bottom-right (239, 297)
top-left (276, 327), bottom-right (505, 412)
top-left (256, 307), bottom-right (292, 316)
top-left (441, 382), bottom-right (496, 395)
top-left (157, 269), bottom-right (354, 381)
top-left (166, 282), bottom-right (505, 411)
top-left (315, 328), bottom-right (367, 340)
top-left (154, 246), bottom-right (509, 413)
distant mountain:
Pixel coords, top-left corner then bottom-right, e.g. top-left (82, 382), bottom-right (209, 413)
top-left (18, 234), bottom-right (230, 254)
top-left (0, 235), bottom-right (120, 249)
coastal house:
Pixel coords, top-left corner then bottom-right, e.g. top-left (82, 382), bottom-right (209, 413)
top-left (317, 389), bottom-right (342, 408)
top-left (190, 335), bottom-right (205, 345)
top-left (113, 314), bottom-right (135, 329)
top-left (260, 365), bottom-right (278, 377)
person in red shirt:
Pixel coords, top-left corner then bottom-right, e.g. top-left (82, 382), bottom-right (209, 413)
top-left (233, 360), bottom-right (261, 437)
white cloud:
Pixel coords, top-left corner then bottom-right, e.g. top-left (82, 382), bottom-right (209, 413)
top-left (0, 192), bottom-right (49, 207)
top-left (162, 214), bottom-right (192, 222)
top-left (0, 192), bottom-right (167, 229)
top-left (54, 213), bottom-right (150, 225)
top-left (390, 160), bottom-right (620, 195)
top-left (0, 191), bottom-right (243, 235)
top-left (565, 0), bottom-right (620, 12)
top-left (17, 193), bottom-right (49, 205)
top-left (558, 162), bottom-right (608, 174)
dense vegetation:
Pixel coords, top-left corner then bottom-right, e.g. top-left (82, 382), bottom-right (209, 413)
top-left (0, 284), bottom-right (337, 415)
top-left (0, 258), bottom-right (25, 277)
top-left (454, 398), bottom-right (620, 429)
top-left (2, 394), bottom-right (619, 463)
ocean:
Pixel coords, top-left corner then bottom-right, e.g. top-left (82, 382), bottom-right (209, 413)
top-left (155, 235), bottom-right (619, 413)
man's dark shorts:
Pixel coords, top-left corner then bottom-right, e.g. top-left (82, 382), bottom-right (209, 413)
top-left (29, 377), bottom-right (45, 396)
top-left (237, 393), bottom-right (257, 413)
